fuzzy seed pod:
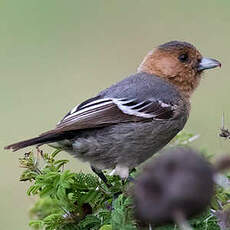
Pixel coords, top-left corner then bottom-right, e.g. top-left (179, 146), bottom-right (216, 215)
top-left (134, 147), bottom-right (214, 225)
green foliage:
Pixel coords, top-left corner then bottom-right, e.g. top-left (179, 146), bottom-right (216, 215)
top-left (155, 211), bottom-right (219, 230)
top-left (19, 149), bottom-right (136, 230)
top-left (111, 195), bottom-right (137, 230)
top-left (18, 132), bottom-right (230, 230)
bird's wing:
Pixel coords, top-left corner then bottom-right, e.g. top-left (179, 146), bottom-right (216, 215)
top-left (53, 97), bottom-right (177, 132)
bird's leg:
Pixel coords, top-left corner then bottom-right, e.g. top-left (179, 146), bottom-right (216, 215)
top-left (91, 166), bottom-right (111, 188)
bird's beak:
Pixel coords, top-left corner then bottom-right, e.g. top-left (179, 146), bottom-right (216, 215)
top-left (198, 57), bottom-right (221, 71)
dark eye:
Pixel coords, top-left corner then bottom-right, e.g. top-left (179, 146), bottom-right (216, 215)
top-left (178, 53), bottom-right (189, 63)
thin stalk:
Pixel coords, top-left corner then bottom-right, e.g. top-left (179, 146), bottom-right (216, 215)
top-left (173, 210), bottom-right (193, 230)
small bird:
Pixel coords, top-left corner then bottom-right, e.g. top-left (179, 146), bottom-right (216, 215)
top-left (5, 41), bottom-right (221, 179)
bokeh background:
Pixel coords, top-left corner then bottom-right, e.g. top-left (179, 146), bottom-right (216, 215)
top-left (1, 0), bottom-right (230, 229)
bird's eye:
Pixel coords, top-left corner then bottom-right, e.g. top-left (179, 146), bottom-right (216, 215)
top-left (178, 53), bottom-right (189, 63)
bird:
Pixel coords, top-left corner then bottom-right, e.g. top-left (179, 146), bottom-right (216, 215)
top-left (5, 41), bottom-right (221, 180)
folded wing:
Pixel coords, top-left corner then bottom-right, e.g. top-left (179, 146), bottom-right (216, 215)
top-left (5, 96), bottom-right (177, 151)
top-left (54, 97), bottom-right (177, 132)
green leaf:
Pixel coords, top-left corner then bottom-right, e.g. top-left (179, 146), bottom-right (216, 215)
top-left (100, 225), bottom-right (112, 230)
top-left (78, 190), bottom-right (99, 205)
top-left (56, 186), bottom-right (66, 200)
top-left (54, 159), bottom-right (69, 169)
top-left (51, 149), bottom-right (62, 158)
top-left (29, 220), bottom-right (43, 228)
top-left (78, 215), bottom-right (101, 229)
top-left (27, 185), bottom-right (41, 196)
top-left (43, 213), bottom-right (64, 230)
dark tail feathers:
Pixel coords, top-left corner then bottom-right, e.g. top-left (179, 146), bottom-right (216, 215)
top-left (4, 131), bottom-right (74, 152)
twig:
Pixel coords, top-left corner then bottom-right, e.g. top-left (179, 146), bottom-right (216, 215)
top-left (219, 113), bottom-right (230, 139)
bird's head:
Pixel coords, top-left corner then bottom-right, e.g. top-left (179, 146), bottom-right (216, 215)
top-left (138, 41), bottom-right (221, 98)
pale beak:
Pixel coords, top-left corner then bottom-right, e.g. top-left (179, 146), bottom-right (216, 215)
top-left (198, 57), bottom-right (221, 71)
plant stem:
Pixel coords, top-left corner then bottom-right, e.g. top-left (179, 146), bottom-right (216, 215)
top-left (173, 210), bottom-right (193, 230)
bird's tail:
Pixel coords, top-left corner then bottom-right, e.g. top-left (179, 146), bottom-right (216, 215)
top-left (4, 131), bottom-right (74, 152)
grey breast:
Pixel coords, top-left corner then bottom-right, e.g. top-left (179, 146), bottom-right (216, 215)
top-left (70, 73), bottom-right (189, 170)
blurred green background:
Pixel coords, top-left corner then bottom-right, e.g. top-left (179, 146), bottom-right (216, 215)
top-left (1, 0), bottom-right (230, 229)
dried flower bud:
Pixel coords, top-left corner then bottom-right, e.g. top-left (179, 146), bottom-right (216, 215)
top-left (134, 147), bottom-right (214, 225)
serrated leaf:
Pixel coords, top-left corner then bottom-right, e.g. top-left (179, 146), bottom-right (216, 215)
top-left (40, 185), bottom-right (55, 197)
top-left (27, 185), bottom-right (41, 196)
top-left (78, 215), bottom-right (101, 229)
